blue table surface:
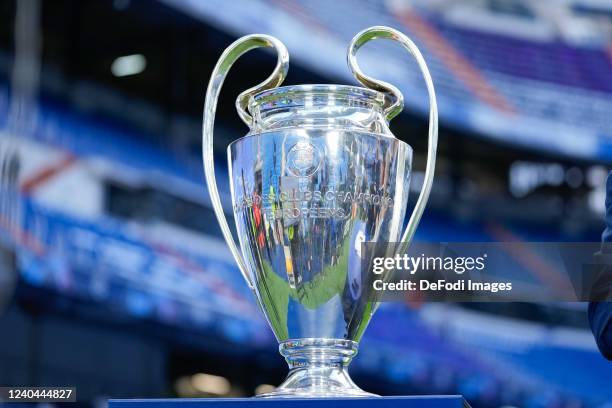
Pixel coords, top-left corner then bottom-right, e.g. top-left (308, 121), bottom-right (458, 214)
top-left (109, 396), bottom-right (470, 408)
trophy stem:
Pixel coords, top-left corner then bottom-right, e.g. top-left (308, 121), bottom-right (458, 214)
top-left (257, 339), bottom-right (376, 398)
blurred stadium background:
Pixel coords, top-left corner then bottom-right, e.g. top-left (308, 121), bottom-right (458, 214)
top-left (0, 0), bottom-right (611, 407)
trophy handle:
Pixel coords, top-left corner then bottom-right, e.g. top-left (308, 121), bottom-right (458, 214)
top-left (347, 26), bottom-right (438, 247)
top-left (203, 34), bottom-right (289, 289)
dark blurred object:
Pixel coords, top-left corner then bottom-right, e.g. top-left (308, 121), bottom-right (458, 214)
top-left (588, 171), bottom-right (612, 360)
top-left (0, 244), bottom-right (17, 314)
top-left (589, 302), bottom-right (612, 360)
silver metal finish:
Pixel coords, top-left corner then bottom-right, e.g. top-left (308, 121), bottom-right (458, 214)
top-left (202, 34), bottom-right (289, 289)
top-left (348, 26), bottom-right (438, 249)
top-left (202, 27), bottom-right (438, 398)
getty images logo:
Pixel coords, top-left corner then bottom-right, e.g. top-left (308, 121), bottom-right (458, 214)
top-left (372, 253), bottom-right (488, 275)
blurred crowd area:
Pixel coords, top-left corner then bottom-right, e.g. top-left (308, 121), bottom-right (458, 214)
top-left (0, 0), bottom-right (611, 407)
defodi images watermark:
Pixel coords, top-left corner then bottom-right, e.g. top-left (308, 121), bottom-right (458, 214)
top-left (371, 252), bottom-right (513, 293)
top-left (361, 242), bottom-right (612, 302)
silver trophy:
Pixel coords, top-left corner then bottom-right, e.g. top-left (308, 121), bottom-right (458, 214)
top-left (203, 26), bottom-right (437, 397)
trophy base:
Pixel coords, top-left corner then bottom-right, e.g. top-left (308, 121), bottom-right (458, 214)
top-left (257, 339), bottom-right (376, 398)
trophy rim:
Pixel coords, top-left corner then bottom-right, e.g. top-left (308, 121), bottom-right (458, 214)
top-left (227, 127), bottom-right (413, 153)
top-left (250, 84), bottom-right (386, 108)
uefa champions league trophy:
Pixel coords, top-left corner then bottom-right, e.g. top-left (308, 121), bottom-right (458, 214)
top-left (202, 26), bottom-right (438, 397)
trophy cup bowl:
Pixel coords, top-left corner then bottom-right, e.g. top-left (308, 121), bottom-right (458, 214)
top-left (203, 27), bottom-right (438, 398)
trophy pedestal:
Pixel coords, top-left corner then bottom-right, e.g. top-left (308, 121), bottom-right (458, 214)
top-left (258, 365), bottom-right (373, 398)
top-left (109, 396), bottom-right (471, 408)
top-left (263, 339), bottom-right (371, 398)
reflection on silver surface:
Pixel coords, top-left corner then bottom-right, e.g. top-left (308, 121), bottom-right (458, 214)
top-left (203, 27), bottom-right (438, 397)
top-left (230, 85), bottom-right (413, 397)
top-left (230, 90), bottom-right (411, 342)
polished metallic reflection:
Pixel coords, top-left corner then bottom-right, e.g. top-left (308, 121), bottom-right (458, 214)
top-left (202, 27), bottom-right (438, 398)
top-left (230, 86), bottom-right (412, 344)
top-left (230, 89), bottom-right (411, 397)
